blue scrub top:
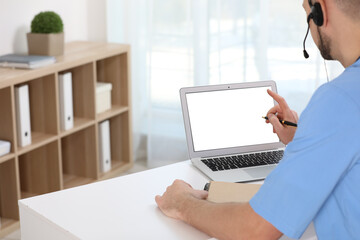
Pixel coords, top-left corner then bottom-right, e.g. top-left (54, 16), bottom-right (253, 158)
top-left (250, 58), bottom-right (360, 239)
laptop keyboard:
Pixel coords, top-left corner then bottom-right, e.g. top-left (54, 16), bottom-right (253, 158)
top-left (201, 150), bottom-right (284, 172)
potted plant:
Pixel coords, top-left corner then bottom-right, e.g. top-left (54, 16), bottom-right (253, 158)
top-left (27, 11), bottom-right (64, 56)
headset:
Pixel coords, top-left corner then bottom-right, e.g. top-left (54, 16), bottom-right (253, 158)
top-left (303, 0), bottom-right (324, 59)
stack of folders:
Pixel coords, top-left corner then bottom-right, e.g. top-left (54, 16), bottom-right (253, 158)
top-left (59, 72), bottom-right (74, 131)
top-left (99, 120), bottom-right (112, 173)
top-left (0, 54), bottom-right (56, 69)
top-left (15, 85), bottom-right (32, 147)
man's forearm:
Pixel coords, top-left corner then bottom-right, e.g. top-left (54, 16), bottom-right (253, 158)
top-left (181, 196), bottom-right (245, 240)
top-left (180, 196), bottom-right (282, 240)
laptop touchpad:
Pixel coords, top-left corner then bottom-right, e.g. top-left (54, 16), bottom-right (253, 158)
top-left (243, 166), bottom-right (276, 178)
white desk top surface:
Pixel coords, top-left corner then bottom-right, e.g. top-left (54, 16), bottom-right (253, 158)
top-left (20, 161), bottom-right (211, 240)
top-left (19, 161), bottom-right (316, 240)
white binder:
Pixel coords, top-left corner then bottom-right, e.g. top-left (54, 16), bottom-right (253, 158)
top-left (59, 72), bottom-right (74, 131)
top-left (98, 120), bottom-right (111, 173)
top-left (15, 84), bottom-right (32, 147)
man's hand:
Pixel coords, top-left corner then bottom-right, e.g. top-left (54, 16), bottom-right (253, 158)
top-left (266, 89), bottom-right (299, 145)
top-left (155, 179), bottom-right (208, 221)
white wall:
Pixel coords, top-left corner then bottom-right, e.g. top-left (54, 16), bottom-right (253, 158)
top-left (0, 0), bottom-right (107, 55)
top-left (87, 0), bottom-right (107, 42)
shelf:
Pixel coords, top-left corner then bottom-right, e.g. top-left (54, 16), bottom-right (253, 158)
top-left (0, 218), bottom-right (19, 238)
top-left (109, 112), bottom-right (131, 166)
top-left (20, 74), bottom-right (58, 135)
top-left (60, 117), bottom-right (94, 138)
top-left (0, 153), bottom-right (15, 165)
top-left (61, 126), bottom-right (98, 187)
top-left (19, 141), bottom-right (61, 198)
top-left (0, 87), bottom-right (15, 154)
top-left (97, 112), bottom-right (131, 177)
top-left (14, 74), bottom-right (58, 153)
top-left (63, 174), bottom-right (94, 189)
top-left (17, 132), bottom-right (58, 155)
top-left (60, 63), bottom-right (96, 120)
top-left (96, 53), bottom-right (129, 107)
top-left (98, 161), bottom-right (133, 180)
top-left (0, 217), bottom-right (18, 230)
top-left (21, 191), bottom-right (38, 200)
top-left (97, 105), bottom-right (128, 122)
top-left (0, 159), bottom-right (19, 231)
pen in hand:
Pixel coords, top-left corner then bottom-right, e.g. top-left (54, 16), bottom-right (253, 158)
top-left (262, 116), bottom-right (298, 127)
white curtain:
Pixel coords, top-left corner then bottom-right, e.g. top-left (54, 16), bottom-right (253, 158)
top-left (107, 0), bottom-right (344, 168)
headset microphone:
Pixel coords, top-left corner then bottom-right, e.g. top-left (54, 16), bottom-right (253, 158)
top-left (303, 49), bottom-right (309, 59)
top-left (302, 0), bottom-right (324, 59)
top-left (303, 15), bottom-right (312, 59)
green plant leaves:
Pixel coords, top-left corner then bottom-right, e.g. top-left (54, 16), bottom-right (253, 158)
top-left (31, 11), bottom-right (63, 34)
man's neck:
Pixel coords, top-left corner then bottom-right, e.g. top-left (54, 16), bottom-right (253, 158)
top-left (338, 47), bottom-right (360, 68)
top-left (333, 20), bottom-right (360, 68)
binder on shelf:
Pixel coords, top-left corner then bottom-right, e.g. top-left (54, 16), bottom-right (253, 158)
top-left (59, 72), bottom-right (74, 131)
top-left (0, 140), bottom-right (11, 157)
top-left (98, 120), bottom-right (111, 173)
top-left (15, 84), bottom-right (32, 147)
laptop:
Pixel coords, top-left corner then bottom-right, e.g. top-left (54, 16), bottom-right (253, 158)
top-left (180, 80), bottom-right (285, 182)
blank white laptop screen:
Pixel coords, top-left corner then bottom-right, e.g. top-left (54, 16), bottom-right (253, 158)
top-left (186, 86), bottom-right (279, 152)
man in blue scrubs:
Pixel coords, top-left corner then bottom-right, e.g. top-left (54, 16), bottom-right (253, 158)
top-left (155, 0), bottom-right (360, 239)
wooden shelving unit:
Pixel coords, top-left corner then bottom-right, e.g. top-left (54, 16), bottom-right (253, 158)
top-left (0, 42), bottom-right (133, 237)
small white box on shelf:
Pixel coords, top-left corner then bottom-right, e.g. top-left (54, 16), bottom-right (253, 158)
top-left (98, 120), bottom-right (111, 173)
top-left (96, 82), bottom-right (112, 114)
top-left (59, 72), bottom-right (74, 131)
top-left (0, 140), bottom-right (11, 157)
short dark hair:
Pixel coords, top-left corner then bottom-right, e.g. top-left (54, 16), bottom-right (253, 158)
top-left (334, 0), bottom-right (360, 19)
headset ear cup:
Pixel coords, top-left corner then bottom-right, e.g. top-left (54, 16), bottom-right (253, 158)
top-left (312, 2), bottom-right (324, 26)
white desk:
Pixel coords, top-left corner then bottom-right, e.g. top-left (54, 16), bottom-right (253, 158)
top-left (19, 161), bottom-right (317, 240)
